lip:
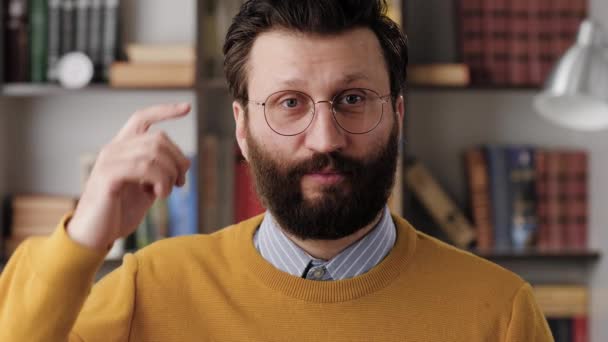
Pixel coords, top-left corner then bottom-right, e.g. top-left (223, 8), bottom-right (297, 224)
top-left (304, 171), bottom-right (345, 185)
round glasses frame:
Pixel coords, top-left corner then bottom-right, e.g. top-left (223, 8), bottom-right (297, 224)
top-left (248, 88), bottom-right (392, 136)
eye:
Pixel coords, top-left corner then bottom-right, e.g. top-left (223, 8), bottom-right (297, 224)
top-left (281, 98), bottom-right (299, 108)
top-left (337, 90), bottom-right (366, 105)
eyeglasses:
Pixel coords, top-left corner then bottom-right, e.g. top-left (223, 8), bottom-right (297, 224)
top-left (249, 88), bottom-right (391, 136)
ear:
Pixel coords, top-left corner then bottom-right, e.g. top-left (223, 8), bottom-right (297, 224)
top-left (395, 95), bottom-right (405, 140)
top-left (233, 100), bottom-right (249, 161)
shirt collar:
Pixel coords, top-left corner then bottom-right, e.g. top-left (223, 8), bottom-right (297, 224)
top-left (253, 206), bottom-right (396, 280)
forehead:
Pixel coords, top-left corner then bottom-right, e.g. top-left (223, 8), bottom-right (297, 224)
top-left (247, 28), bottom-right (389, 96)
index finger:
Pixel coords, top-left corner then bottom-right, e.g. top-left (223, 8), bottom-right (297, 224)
top-left (116, 103), bottom-right (191, 140)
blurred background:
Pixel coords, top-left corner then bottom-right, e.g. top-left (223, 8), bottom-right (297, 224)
top-left (2, 0), bottom-right (608, 340)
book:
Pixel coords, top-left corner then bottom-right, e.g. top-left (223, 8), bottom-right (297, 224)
top-left (5, 194), bottom-right (76, 258)
top-left (168, 155), bottom-right (198, 236)
top-left (464, 147), bottom-right (493, 251)
top-left (234, 159), bottom-right (265, 222)
top-left (534, 285), bottom-right (588, 317)
top-left (101, 0), bottom-right (119, 81)
top-left (485, 145), bottom-right (511, 251)
top-left (508, 0), bottom-right (530, 85)
top-left (405, 159), bottom-right (476, 249)
top-left (408, 64), bottom-right (470, 87)
top-left (4, 0), bottom-right (29, 82)
top-left (563, 150), bottom-right (588, 250)
top-left (526, 0), bottom-right (543, 85)
top-left (125, 44), bottom-right (196, 64)
top-left (388, 152), bottom-right (403, 216)
top-left (60, 0), bottom-right (75, 55)
top-left (458, 0), bottom-right (484, 83)
top-left (47, 0), bottom-right (62, 81)
top-left (109, 62), bottom-right (195, 88)
top-left (29, 0), bottom-right (48, 82)
top-left (87, 0), bottom-right (103, 79)
top-left (74, 0), bottom-right (90, 53)
top-left (505, 146), bottom-right (537, 250)
top-left (482, 0), bottom-right (509, 84)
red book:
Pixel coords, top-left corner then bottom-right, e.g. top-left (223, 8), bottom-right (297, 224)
top-left (573, 316), bottom-right (588, 342)
top-left (564, 150), bottom-right (588, 251)
top-left (234, 159), bottom-right (265, 223)
top-left (538, 150), bottom-right (564, 250)
top-left (465, 148), bottom-right (493, 251)
top-left (482, 0), bottom-right (509, 84)
top-left (535, 150), bottom-right (550, 249)
top-left (527, 0), bottom-right (543, 85)
top-left (509, 0), bottom-right (529, 85)
top-left (538, 0), bottom-right (555, 82)
top-left (459, 0), bottom-right (484, 83)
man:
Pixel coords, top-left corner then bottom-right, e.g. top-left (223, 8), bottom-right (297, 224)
top-left (0, 0), bottom-right (552, 341)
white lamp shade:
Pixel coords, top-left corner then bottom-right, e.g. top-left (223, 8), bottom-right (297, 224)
top-left (534, 20), bottom-right (608, 131)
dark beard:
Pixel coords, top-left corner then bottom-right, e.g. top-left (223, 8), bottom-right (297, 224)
top-left (246, 121), bottom-right (399, 240)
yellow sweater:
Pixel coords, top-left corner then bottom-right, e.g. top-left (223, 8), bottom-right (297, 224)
top-left (0, 213), bottom-right (552, 341)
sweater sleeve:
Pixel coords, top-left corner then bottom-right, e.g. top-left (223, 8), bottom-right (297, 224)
top-left (0, 215), bottom-right (139, 342)
top-left (504, 282), bottom-right (554, 342)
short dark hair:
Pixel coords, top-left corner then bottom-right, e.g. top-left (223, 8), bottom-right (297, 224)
top-left (223, 0), bottom-right (408, 105)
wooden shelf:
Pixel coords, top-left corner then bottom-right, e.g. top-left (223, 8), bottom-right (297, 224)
top-left (1, 83), bottom-right (194, 96)
top-left (473, 249), bottom-right (601, 262)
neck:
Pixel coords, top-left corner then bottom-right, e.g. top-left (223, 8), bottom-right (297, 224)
top-left (281, 209), bottom-right (384, 261)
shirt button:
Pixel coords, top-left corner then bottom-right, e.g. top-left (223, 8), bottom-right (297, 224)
top-left (310, 267), bottom-right (326, 279)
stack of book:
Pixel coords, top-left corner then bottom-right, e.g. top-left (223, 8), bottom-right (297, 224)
top-left (109, 44), bottom-right (195, 88)
top-left (465, 146), bottom-right (588, 252)
top-left (3, 0), bottom-right (121, 83)
top-left (4, 194), bottom-right (76, 258)
top-left (534, 285), bottom-right (589, 342)
top-left (458, 0), bottom-right (587, 86)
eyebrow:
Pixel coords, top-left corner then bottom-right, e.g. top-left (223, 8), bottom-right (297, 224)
top-left (275, 72), bottom-right (371, 88)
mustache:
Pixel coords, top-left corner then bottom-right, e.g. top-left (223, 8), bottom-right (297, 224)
top-left (287, 152), bottom-right (364, 178)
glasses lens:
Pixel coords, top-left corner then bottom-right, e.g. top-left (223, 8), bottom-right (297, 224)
top-left (265, 91), bottom-right (314, 135)
top-left (333, 89), bottom-right (383, 134)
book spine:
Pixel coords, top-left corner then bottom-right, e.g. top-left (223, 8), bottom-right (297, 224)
top-left (405, 160), bottom-right (476, 249)
top-left (506, 146), bottom-right (537, 250)
top-left (459, 0), bottom-right (484, 84)
top-left (234, 159), bottom-right (265, 222)
top-left (545, 150), bottom-right (564, 250)
top-left (527, 0), bottom-right (543, 85)
top-left (60, 0), bottom-right (75, 55)
top-left (87, 0), bottom-right (102, 80)
top-left (485, 145), bottom-right (511, 251)
top-left (564, 150), bottom-right (588, 250)
top-left (101, 0), bottom-right (119, 81)
top-left (535, 149), bottom-right (550, 249)
top-left (47, 0), bottom-right (62, 81)
top-left (5, 0), bottom-right (29, 82)
top-left (465, 148), bottom-right (493, 250)
top-left (539, 0), bottom-right (555, 81)
top-left (74, 0), bottom-right (90, 52)
top-left (167, 155), bottom-right (198, 236)
top-left (573, 316), bottom-right (588, 342)
top-left (508, 0), bottom-right (529, 85)
top-left (29, 0), bottom-right (48, 83)
top-left (493, 0), bottom-right (509, 85)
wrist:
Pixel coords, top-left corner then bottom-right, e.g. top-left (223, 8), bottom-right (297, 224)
top-left (65, 216), bottom-right (112, 252)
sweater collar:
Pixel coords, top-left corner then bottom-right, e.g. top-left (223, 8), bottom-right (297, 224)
top-left (253, 206), bottom-right (396, 281)
top-left (238, 212), bottom-right (417, 303)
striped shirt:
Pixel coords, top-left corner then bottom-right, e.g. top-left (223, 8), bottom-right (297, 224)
top-left (253, 206), bottom-right (396, 281)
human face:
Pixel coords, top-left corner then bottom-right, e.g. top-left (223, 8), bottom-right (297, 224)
top-left (233, 28), bottom-right (405, 237)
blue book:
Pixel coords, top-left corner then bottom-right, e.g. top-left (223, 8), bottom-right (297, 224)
top-left (485, 145), bottom-right (511, 251)
top-left (505, 146), bottom-right (537, 251)
top-left (168, 155), bottom-right (198, 236)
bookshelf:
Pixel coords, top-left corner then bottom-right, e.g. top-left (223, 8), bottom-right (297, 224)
top-left (1, 0), bottom-right (607, 339)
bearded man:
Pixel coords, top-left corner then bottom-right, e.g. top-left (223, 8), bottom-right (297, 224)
top-left (0, 1), bottom-right (552, 341)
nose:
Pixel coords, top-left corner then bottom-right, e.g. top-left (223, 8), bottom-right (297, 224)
top-left (303, 101), bottom-right (347, 154)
